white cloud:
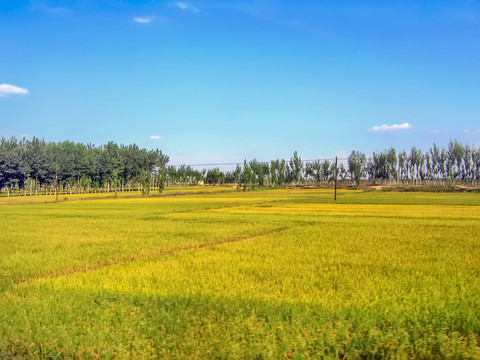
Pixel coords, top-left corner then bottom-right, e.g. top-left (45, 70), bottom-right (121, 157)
top-left (369, 122), bottom-right (412, 132)
top-left (172, 2), bottom-right (199, 13)
top-left (0, 84), bottom-right (29, 97)
top-left (150, 135), bottom-right (162, 140)
top-left (133, 16), bottom-right (154, 24)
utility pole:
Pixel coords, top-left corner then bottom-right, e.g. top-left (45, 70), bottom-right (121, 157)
top-left (55, 167), bottom-right (59, 203)
top-left (334, 156), bottom-right (338, 201)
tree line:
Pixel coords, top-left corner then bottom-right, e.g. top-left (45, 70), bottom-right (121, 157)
top-left (165, 140), bottom-right (480, 189)
top-left (360, 140), bottom-right (480, 186)
top-left (0, 137), bottom-right (168, 197)
top-left (1, 137), bottom-right (479, 196)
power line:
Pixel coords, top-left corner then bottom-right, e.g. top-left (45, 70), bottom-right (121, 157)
top-left (169, 162), bottom-right (242, 168)
top-left (303, 158), bottom-right (349, 162)
top-left (169, 158), bottom-right (349, 168)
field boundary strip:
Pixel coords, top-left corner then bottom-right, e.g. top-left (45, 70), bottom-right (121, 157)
top-left (170, 199), bottom-right (286, 214)
top-left (22, 223), bottom-right (311, 285)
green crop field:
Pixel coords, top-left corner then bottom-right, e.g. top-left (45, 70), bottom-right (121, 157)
top-left (1, 188), bottom-right (479, 359)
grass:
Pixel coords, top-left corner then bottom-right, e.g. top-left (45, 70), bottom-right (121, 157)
top-left (0, 188), bottom-right (479, 358)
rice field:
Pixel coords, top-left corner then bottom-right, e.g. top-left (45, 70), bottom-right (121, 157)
top-left (1, 188), bottom-right (479, 359)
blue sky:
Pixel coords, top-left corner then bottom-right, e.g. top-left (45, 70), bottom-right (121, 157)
top-left (1, 0), bottom-right (479, 165)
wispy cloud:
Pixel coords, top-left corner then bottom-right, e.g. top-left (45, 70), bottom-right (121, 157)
top-left (0, 84), bottom-right (29, 98)
top-left (464, 129), bottom-right (480, 135)
top-left (29, 1), bottom-right (70, 14)
top-left (211, 2), bottom-right (267, 18)
top-left (150, 135), bottom-right (162, 140)
top-left (133, 16), bottom-right (154, 24)
top-left (428, 129), bottom-right (451, 135)
top-left (369, 122), bottom-right (412, 132)
top-left (172, 2), bottom-right (199, 13)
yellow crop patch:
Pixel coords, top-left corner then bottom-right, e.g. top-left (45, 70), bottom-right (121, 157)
top-left (1, 188), bottom-right (479, 359)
